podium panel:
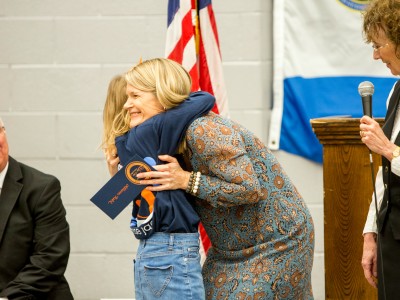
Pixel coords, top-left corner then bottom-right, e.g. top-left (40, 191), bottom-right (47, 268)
top-left (311, 118), bottom-right (381, 300)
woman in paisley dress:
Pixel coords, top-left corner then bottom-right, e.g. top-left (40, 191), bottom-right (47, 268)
top-left (136, 66), bottom-right (315, 300)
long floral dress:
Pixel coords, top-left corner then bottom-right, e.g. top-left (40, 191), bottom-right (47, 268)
top-left (185, 113), bottom-right (315, 300)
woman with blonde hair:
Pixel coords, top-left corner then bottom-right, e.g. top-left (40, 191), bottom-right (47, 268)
top-left (101, 74), bottom-right (130, 174)
top-left (135, 57), bottom-right (315, 299)
top-left (105, 59), bottom-right (216, 299)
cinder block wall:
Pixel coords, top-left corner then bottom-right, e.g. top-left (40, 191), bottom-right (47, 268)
top-left (0, 1), bottom-right (324, 299)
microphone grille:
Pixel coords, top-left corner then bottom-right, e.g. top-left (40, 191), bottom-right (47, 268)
top-left (358, 81), bottom-right (375, 96)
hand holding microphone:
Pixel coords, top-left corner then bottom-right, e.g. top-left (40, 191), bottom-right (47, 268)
top-left (358, 81), bottom-right (395, 159)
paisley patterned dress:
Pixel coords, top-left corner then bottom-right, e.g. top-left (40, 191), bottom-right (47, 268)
top-left (185, 113), bottom-right (315, 300)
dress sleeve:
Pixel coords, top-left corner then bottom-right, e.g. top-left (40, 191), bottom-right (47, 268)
top-left (391, 156), bottom-right (400, 176)
top-left (186, 117), bottom-right (265, 207)
top-left (159, 91), bottom-right (216, 155)
top-left (363, 167), bottom-right (384, 234)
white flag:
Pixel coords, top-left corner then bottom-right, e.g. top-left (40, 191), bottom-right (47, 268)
top-left (269, 0), bottom-right (396, 163)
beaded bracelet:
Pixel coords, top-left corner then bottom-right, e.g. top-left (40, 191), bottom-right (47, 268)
top-left (185, 171), bottom-right (195, 193)
top-left (190, 171), bottom-right (201, 196)
top-left (190, 171), bottom-right (197, 193)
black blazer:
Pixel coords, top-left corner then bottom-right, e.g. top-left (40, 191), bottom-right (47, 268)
top-left (0, 156), bottom-right (73, 300)
top-left (381, 80), bottom-right (400, 240)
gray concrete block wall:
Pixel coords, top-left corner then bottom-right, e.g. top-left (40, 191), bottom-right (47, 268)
top-left (0, 1), bottom-right (325, 299)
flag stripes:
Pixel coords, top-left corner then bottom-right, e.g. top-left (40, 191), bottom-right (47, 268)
top-left (166, 0), bottom-right (200, 91)
top-left (166, 0), bottom-right (229, 257)
top-left (166, 0), bottom-right (229, 117)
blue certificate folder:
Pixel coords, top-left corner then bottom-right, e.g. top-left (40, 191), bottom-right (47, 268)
top-left (90, 154), bottom-right (154, 219)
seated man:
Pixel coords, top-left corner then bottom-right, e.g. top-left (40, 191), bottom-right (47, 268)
top-left (0, 118), bottom-right (73, 300)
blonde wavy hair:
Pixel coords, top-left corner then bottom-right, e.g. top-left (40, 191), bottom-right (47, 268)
top-left (125, 58), bottom-right (192, 110)
top-left (125, 58), bottom-right (193, 153)
top-left (362, 0), bottom-right (400, 57)
top-left (101, 74), bottom-right (130, 155)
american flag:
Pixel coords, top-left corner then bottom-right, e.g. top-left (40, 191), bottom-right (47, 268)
top-left (166, 0), bottom-right (229, 117)
top-left (165, 0), bottom-right (229, 259)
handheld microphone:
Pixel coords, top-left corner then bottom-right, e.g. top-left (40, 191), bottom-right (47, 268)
top-left (358, 81), bottom-right (374, 117)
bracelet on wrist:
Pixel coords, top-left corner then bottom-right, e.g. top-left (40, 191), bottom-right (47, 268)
top-left (185, 171), bottom-right (194, 193)
top-left (190, 171), bottom-right (201, 196)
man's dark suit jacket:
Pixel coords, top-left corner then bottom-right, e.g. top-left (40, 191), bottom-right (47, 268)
top-left (0, 156), bottom-right (73, 300)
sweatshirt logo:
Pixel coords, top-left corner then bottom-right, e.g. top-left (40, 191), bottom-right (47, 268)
top-left (125, 161), bottom-right (152, 184)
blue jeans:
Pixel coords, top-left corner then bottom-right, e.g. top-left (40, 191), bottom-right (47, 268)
top-left (134, 232), bottom-right (205, 300)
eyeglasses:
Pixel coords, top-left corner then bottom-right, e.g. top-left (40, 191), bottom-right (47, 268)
top-left (372, 43), bottom-right (389, 52)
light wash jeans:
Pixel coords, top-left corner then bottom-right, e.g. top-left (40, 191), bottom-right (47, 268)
top-left (134, 232), bottom-right (205, 300)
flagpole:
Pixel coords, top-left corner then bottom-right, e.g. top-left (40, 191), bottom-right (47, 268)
top-left (193, 0), bottom-right (200, 83)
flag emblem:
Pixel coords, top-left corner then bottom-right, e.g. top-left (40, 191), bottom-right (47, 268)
top-left (337, 0), bottom-right (371, 11)
top-left (125, 161), bottom-right (152, 184)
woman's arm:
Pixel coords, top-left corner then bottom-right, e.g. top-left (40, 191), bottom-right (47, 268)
top-left (361, 232), bottom-right (378, 288)
top-left (363, 167), bottom-right (383, 234)
top-left (137, 117), bottom-right (264, 207)
top-left (183, 117), bottom-right (264, 207)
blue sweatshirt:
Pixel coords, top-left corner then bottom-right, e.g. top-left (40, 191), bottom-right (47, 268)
top-left (115, 91), bottom-right (215, 239)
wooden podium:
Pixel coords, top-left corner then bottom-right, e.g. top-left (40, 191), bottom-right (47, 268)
top-left (311, 117), bottom-right (383, 300)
